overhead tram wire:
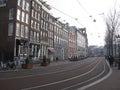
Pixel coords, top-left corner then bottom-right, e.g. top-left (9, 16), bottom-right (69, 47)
top-left (76, 0), bottom-right (96, 22)
top-left (50, 6), bottom-right (84, 27)
top-left (76, 0), bottom-right (90, 16)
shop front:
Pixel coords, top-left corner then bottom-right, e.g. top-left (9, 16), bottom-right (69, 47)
top-left (48, 47), bottom-right (55, 62)
top-left (14, 39), bottom-right (29, 64)
top-left (29, 43), bottom-right (41, 62)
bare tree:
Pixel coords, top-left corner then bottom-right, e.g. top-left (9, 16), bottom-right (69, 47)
top-left (105, 8), bottom-right (120, 56)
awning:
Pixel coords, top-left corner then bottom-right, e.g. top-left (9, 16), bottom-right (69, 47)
top-left (48, 47), bottom-right (55, 53)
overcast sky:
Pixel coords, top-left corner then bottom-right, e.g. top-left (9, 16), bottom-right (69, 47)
top-left (45, 0), bottom-right (120, 46)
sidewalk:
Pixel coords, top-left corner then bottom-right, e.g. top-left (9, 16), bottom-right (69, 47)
top-left (85, 66), bottom-right (120, 90)
top-left (0, 60), bottom-right (70, 72)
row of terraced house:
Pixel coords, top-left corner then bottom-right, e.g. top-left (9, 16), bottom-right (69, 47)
top-left (0, 0), bottom-right (88, 63)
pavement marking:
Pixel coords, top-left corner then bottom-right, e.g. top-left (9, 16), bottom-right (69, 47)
top-left (62, 59), bottom-right (106, 90)
top-left (0, 65), bottom-right (88, 80)
top-left (0, 59), bottom-right (97, 80)
top-left (21, 59), bottom-right (101, 90)
top-left (76, 60), bottom-right (112, 90)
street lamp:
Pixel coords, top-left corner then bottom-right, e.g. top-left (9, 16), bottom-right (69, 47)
top-left (89, 15), bottom-right (96, 22)
top-left (89, 13), bottom-right (104, 22)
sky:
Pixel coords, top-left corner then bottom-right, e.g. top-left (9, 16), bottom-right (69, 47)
top-left (45, 0), bottom-right (120, 46)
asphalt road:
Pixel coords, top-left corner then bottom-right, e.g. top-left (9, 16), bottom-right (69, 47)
top-left (0, 57), bottom-right (110, 90)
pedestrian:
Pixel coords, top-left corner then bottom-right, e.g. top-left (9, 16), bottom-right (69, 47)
top-left (118, 58), bottom-right (120, 69)
top-left (6, 61), bottom-right (11, 69)
top-left (0, 61), bottom-right (3, 70)
top-left (56, 57), bottom-right (58, 61)
top-left (108, 55), bottom-right (114, 67)
top-left (3, 62), bottom-right (7, 70)
top-left (110, 56), bottom-right (114, 66)
top-left (11, 61), bottom-right (16, 69)
top-left (105, 55), bottom-right (108, 60)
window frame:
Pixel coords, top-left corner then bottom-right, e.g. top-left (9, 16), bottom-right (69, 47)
top-left (9, 8), bottom-right (14, 20)
top-left (8, 23), bottom-right (14, 36)
top-left (16, 23), bottom-right (20, 36)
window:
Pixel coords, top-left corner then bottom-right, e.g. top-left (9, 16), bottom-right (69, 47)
top-left (46, 33), bottom-right (48, 38)
top-left (38, 13), bottom-right (40, 20)
top-left (32, 1), bottom-right (34, 7)
top-left (38, 6), bottom-right (40, 10)
top-left (17, 0), bottom-right (21, 6)
top-left (0, 0), bottom-right (7, 7)
top-left (31, 20), bottom-right (34, 28)
top-left (50, 32), bottom-right (52, 38)
top-left (41, 20), bottom-right (43, 29)
top-left (43, 32), bottom-right (45, 37)
top-left (36, 22), bottom-right (38, 30)
top-left (48, 31), bottom-right (50, 37)
top-left (37, 23), bottom-right (40, 30)
top-left (8, 23), bottom-right (13, 36)
top-left (26, 2), bottom-right (29, 12)
top-left (46, 23), bottom-right (48, 30)
top-left (25, 13), bottom-right (29, 24)
top-left (32, 9), bottom-right (34, 17)
top-left (25, 26), bottom-right (29, 38)
top-left (41, 11), bottom-right (43, 18)
top-left (30, 31), bottom-right (33, 41)
top-left (21, 11), bottom-right (25, 22)
top-left (35, 11), bottom-right (37, 19)
top-left (34, 21), bottom-right (37, 29)
top-left (9, 8), bottom-right (14, 20)
top-left (34, 32), bottom-right (36, 42)
top-left (22, 0), bottom-right (25, 10)
top-left (17, 9), bottom-right (21, 20)
top-left (43, 21), bottom-right (45, 30)
top-left (46, 14), bottom-right (48, 20)
top-left (0, 0), bottom-right (7, 6)
top-left (41, 31), bottom-right (43, 38)
top-left (37, 33), bottom-right (39, 42)
top-left (16, 23), bottom-right (20, 36)
top-left (54, 35), bottom-right (56, 42)
top-left (35, 3), bottom-right (37, 9)
top-left (21, 25), bottom-right (24, 37)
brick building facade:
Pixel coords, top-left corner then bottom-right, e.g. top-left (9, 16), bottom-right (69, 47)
top-left (0, 0), bottom-right (88, 63)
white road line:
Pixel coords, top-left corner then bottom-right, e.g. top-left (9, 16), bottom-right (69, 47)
top-left (76, 60), bottom-right (112, 90)
top-left (62, 59), bottom-right (106, 90)
top-left (21, 60), bottom-right (101, 90)
top-left (0, 59), bottom-right (97, 80)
